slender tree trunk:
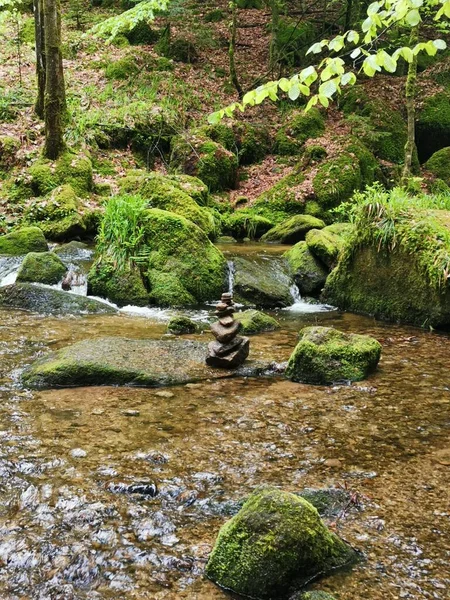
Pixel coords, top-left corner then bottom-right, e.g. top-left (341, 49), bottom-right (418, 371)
top-left (229, 0), bottom-right (243, 99)
top-left (43, 0), bottom-right (66, 160)
top-left (269, 0), bottom-right (280, 75)
top-left (402, 25), bottom-right (419, 180)
top-left (344, 0), bottom-right (354, 31)
top-left (34, 0), bottom-right (46, 118)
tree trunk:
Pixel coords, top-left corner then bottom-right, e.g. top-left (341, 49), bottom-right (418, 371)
top-left (43, 0), bottom-right (66, 160)
top-left (229, 0), bottom-right (243, 99)
top-left (34, 0), bottom-right (46, 118)
top-left (402, 25), bottom-right (419, 180)
top-left (269, 0), bottom-right (280, 75)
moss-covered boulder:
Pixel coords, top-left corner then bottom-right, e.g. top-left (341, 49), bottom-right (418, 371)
top-left (88, 261), bottom-right (149, 307)
top-left (205, 486), bottom-right (356, 599)
top-left (119, 172), bottom-right (216, 236)
top-left (235, 309), bottom-right (279, 334)
top-left (416, 92), bottom-right (450, 163)
top-left (306, 223), bottom-right (353, 269)
top-left (170, 134), bottom-right (238, 192)
top-left (284, 242), bottom-right (328, 296)
top-left (0, 227), bottom-right (48, 256)
top-left (425, 147), bottom-right (450, 185)
top-left (16, 251), bottom-right (67, 285)
top-left (261, 215), bottom-right (325, 244)
top-left (274, 108), bottom-right (325, 156)
top-left (233, 255), bottom-right (292, 307)
top-left (286, 326), bottom-right (382, 385)
top-left (158, 38), bottom-right (198, 63)
top-left (29, 151), bottom-right (93, 197)
top-left (147, 269), bottom-right (197, 307)
top-left (222, 212), bottom-right (274, 240)
top-left (204, 122), bottom-right (271, 165)
top-left (105, 55), bottom-right (139, 80)
top-left (252, 172), bottom-right (309, 222)
top-left (23, 185), bottom-right (97, 242)
top-left (167, 316), bottom-right (198, 334)
top-left (0, 283), bottom-right (116, 315)
top-left (0, 135), bottom-right (20, 170)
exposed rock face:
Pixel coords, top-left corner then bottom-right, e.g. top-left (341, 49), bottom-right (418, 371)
top-left (0, 283), bottom-right (116, 315)
top-left (0, 227), bottom-right (48, 256)
top-left (286, 326), bottom-right (381, 385)
top-left (233, 255), bottom-right (292, 308)
top-left (205, 487), bottom-right (356, 599)
top-left (16, 252), bottom-right (67, 285)
top-left (22, 337), bottom-right (273, 389)
top-left (206, 293), bottom-right (249, 368)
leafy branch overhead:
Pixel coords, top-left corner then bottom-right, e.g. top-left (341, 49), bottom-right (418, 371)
top-left (208, 0), bottom-right (450, 124)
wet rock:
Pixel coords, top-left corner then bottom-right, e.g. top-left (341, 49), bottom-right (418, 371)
top-left (206, 293), bottom-right (250, 368)
top-left (296, 592), bottom-right (337, 600)
top-left (261, 215), bottom-right (325, 244)
top-left (108, 481), bottom-right (158, 496)
top-left (0, 226), bottom-right (48, 256)
top-left (286, 326), bottom-right (381, 385)
top-left (233, 255), bottom-right (292, 308)
top-left (166, 316), bottom-right (197, 335)
top-left (235, 309), bottom-right (279, 335)
top-left (298, 488), bottom-right (355, 519)
top-left (305, 223), bottom-right (353, 270)
top-left (284, 241), bottom-right (328, 296)
top-left (22, 337), bottom-right (275, 389)
top-left (0, 283), bottom-right (117, 315)
top-left (16, 251), bottom-right (67, 285)
top-left (205, 486), bottom-right (357, 599)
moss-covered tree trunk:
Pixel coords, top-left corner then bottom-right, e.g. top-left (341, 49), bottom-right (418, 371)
top-left (43, 0), bottom-right (66, 160)
top-left (268, 0), bottom-right (280, 74)
top-left (229, 0), bottom-right (243, 99)
top-left (34, 0), bottom-right (46, 118)
top-left (402, 25), bottom-right (419, 180)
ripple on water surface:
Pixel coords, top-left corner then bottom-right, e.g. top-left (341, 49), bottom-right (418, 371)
top-left (0, 305), bottom-right (449, 599)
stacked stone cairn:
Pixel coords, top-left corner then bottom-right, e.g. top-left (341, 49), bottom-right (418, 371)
top-left (206, 292), bottom-right (250, 368)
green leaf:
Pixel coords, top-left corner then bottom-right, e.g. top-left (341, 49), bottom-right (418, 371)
top-left (208, 111), bottom-right (223, 125)
top-left (433, 39), bottom-right (447, 50)
top-left (425, 40), bottom-right (438, 56)
top-left (307, 42), bottom-right (324, 55)
top-left (341, 72), bottom-right (356, 86)
top-left (347, 30), bottom-right (360, 44)
top-left (319, 79), bottom-right (338, 98)
top-left (350, 47), bottom-right (361, 59)
top-left (278, 78), bottom-right (290, 92)
top-left (300, 84), bottom-right (310, 96)
top-left (318, 95), bottom-right (329, 108)
top-left (329, 35), bottom-right (345, 52)
top-left (288, 84), bottom-right (300, 101)
top-left (405, 9), bottom-right (421, 26)
top-left (305, 95), bottom-right (319, 112)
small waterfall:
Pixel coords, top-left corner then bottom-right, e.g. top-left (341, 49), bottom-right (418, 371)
top-left (289, 283), bottom-right (302, 304)
top-left (227, 260), bottom-right (235, 295)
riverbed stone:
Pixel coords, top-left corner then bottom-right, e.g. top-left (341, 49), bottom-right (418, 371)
top-left (233, 256), bottom-right (292, 308)
top-left (235, 309), bottom-right (279, 334)
top-left (286, 326), bottom-right (381, 385)
top-left (284, 241), bottom-right (328, 296)
top-left (16, 252), bottom-right (67, 285)
top-left (21, 337), bottom-right (274, 389)
top-left (167, 316), bottom-right (198, 334)
top-left (0, 283), bottom-right (117, 315)
top-left (261, 215), bottom-right (325, 244)
top-left (0, 227), bottom-right (48, 256)
top-left (205, 486), bottom-right (356, 599)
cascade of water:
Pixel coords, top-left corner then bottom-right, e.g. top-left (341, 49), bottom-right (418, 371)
top-left (289, 283), bottom-right (302, 304)
top-left (227, 260), bottom-right (235, 295)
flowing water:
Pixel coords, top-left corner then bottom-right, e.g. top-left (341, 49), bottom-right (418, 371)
top-left (0, 244), bottom-right (449, 600)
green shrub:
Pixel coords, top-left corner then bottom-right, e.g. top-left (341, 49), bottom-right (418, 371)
top-left (105, 55), bottom-right (139, 80)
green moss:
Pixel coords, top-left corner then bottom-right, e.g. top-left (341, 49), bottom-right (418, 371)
top-left (253, 172), bottom-right (306, 220)
top-left (276, 19), bottom-right (317, 67)
top-left (0, 226), bottom-right (48, 256)
top-left (16, 251), bottom-right (67, 285)
top-left (0, 136), bottom-right (20, 169)
top-left (237, 0), bottom-right (263, 7)
top-left (204, 122), bottom-right (271, 165)
top-left (167, 315), bottom-right (198, 334)
top-left (303, 145), bottom-right (327, 163)
top-left (204, 9), bottom-right (224, 22)
top-left (301, 592), bottom-right (336, 600)
top-left (425, 147), bottom-right (450, 185)
top-left (284, 241), bottom-right (328, 296)
top-left (88, 260), bottom-right (149, 307)
top-left (261, 215), bottom-right (325, 244)
top-left (158, 38), bottom-right (198, 63)
top-left (125, 21), bottom-right (159, 45)
top-left (148, 270), bottom-right (196, 307)
top-left (205, 486), bottom-right (356, 599)
top-left (275, 108), bottom-right (325, 156)
top-left (313, 154), bottom-right (361, 209)
top-left (305, 223), bottom-right (353, 269)
top-left (235, 309), bottom-right (279, 334)
top-left (29, 162), bottom-right (59, 196)
top-left (222, 212), bottom-right (273, 240)
top-left (286, 326), bottom-right (382, 384)
top-left (105, 55), bottom-right (139, 80)
top-left (170, 134), bottom-right (238, 192)
top-left (417, 92), bottom-right (450, 162)
top-left (29, 151), bottom-right (93, 197)
top-left (19, 17), bottom-right (35, 44)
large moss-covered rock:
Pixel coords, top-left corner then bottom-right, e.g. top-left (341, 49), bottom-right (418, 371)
top-left (0, 283), bottom-right (116, 315)
top-left (284, 241), bottom-right (328, 296)
top-left (0, 136), bottom-right (20, 169)
top-left (22, 337), bottom-right (272, 389)
top-left (119, 172), bottom-right (216, 236)
top-left (170, 133), bottom-right (238, 192)
top-left (16, 251), bottom-right (67, 285)
top-left (233, 255), bottom-right (293, 307)
top-left (323, 204), bottom-right (450, 328)
top-left (29, 151), bottom-right (93, 197)
top-left (204, 122), bottom-right (271, 165)
top-left (205, 487), bottom-right (356, 599)
top-left (305, 223), bottom-right (353, 269)
top-left (167, 315), bottom-right (198, 334)
top-left (286, 326), bottom-right (382, 384)
top-left (222, 212), bottom-right (274, 240)
top-left (275, 108), bottom-right (325, 156)
top-left (88, 261), bottom-right (149, 307)
top-left (0, 227), bottom-right (48, 256)
top-left (416, 92), bottom-right (450, 163)
top-left (261, 215), bottom-right (325, 244)
top-left (235, 309), bottom-right (280, 334)
top-left (425, 147), bottom-right (450, 185)
top-left (147, 269), bottom-right (196, 307)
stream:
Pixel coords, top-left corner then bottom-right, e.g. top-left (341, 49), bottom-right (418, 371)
top-left (0, 243), bottom-right (449, 599)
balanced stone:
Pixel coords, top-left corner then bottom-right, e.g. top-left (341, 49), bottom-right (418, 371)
top-left (206, 292), bottom-right (250, 369)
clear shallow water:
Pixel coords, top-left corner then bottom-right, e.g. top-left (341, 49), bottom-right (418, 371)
top-left (0, 305), bottom-right (449, 600)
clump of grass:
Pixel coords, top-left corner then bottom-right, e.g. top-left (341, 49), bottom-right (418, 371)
top-left (96, 194), bottom-right (150, 270)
